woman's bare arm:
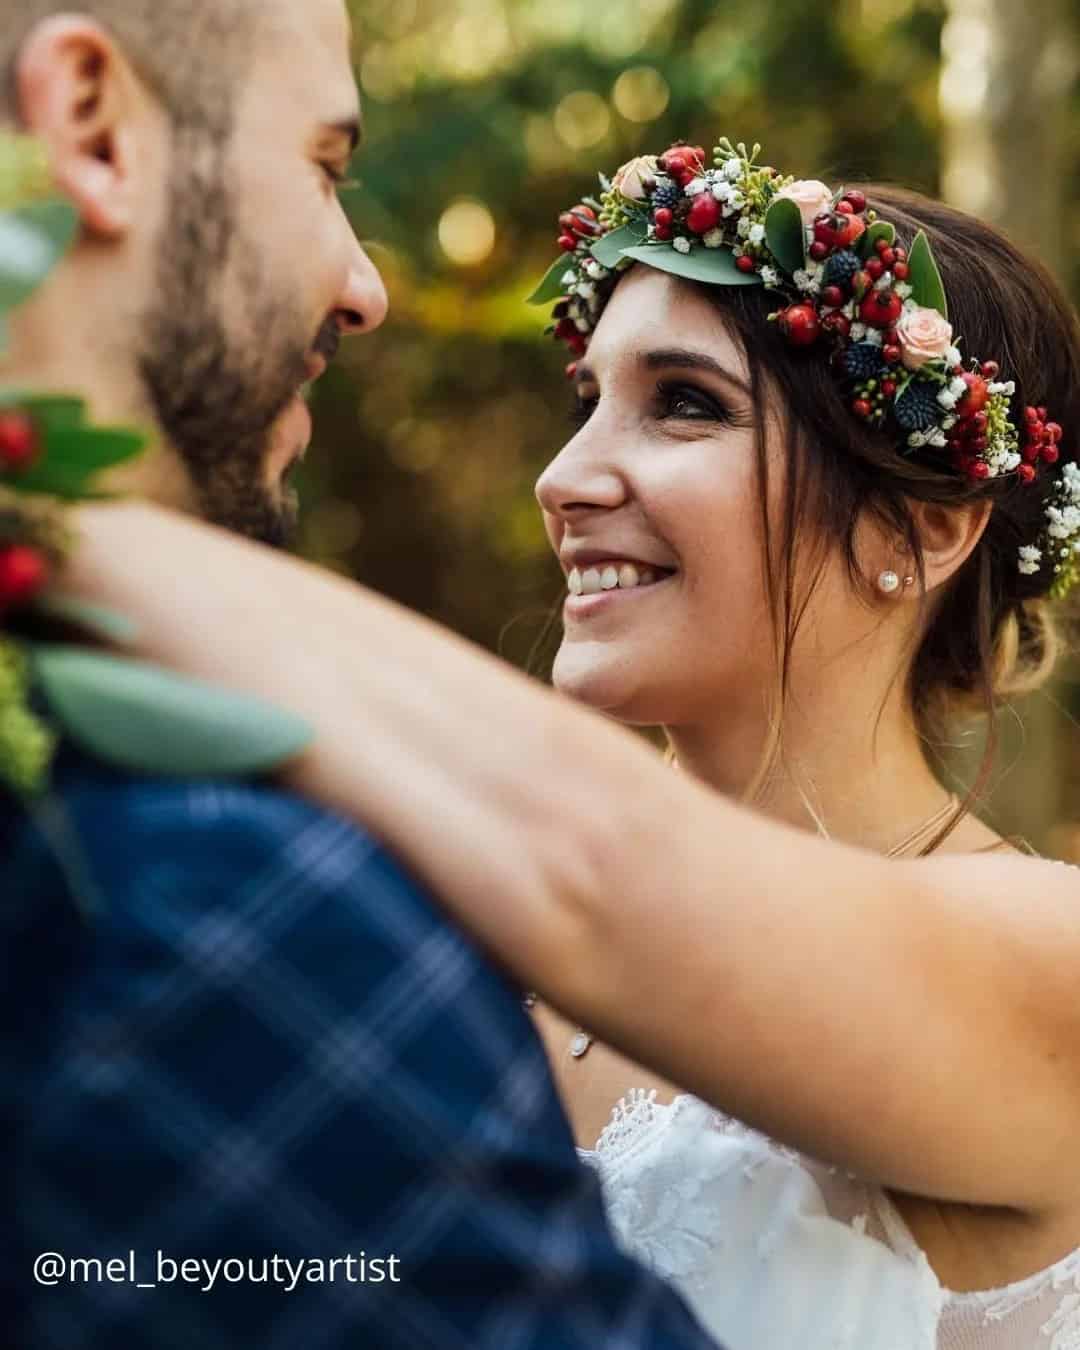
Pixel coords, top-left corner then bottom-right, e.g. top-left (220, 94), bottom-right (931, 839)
top-left (60, 500), bottom-right (1080, 1215)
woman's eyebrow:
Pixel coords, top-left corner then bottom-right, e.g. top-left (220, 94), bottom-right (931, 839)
top-left (642, 347), bottom-right (751, 397)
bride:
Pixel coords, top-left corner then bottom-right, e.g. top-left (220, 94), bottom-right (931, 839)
top-left (61, 140), bottom-right (1080, 1349)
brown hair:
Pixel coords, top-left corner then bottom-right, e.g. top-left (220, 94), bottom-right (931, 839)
top-left (689, 185), bottom-right (1080, 854)
top-left (2, 0), bottom-right (262, 135)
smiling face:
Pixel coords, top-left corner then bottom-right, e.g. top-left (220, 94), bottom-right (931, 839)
top-left (136, 0), bottom-right (388, 544)
top-left (536, 265), bottom-right (894, 732)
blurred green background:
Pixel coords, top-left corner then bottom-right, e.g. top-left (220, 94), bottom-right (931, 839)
top-left (298, 0), bottom-right (1080, 855)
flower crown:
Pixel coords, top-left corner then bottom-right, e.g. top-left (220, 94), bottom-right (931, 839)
top-left (529, 137), bottom-right (1077, 598)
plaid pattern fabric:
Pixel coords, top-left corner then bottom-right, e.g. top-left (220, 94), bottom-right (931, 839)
top-left (1, 747), bottom-right (720, 1350)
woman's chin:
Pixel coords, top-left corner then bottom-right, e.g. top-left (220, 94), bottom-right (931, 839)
top-left (552, 646), bottom-right (650, 722)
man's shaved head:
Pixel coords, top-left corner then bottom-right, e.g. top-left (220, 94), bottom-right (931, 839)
top-left (3, 1), bottom-right (263, 134)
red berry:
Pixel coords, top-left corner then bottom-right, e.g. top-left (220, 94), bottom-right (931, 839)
top-left (0, 545), bottom-right (48, 610)
top-left (971, 411), bottom-right (987, 431)
top-left (814, 212), bottom-right (865, 251)
top-left (836, 200), bottom-right (855, 216)
top-left (875, 237), bottom-right (891, 256)
top-left (883, 344), bottom-right (902, 364)
top-left (865, 258), bottom-right (885, 281)
top-left (778, 303), bottom-right (822, 346)
top-left (654, 207), bottom-right (674, 227)
top-left (859, 289), bottom-right (903, 327)
top-left (879, 248), bottom-right (896, 268)
top-left (893, 247), bottom-right (907, 262)
top-left (736, 254), bottom-right (756, 274)
top-left (821, 312), bottom-right (851, 339)
top-left (1042, 445), bottom-right (1060, 464)
top-left (809, 241), bottom-right (830, 262)
top-left (0, 411), bottom-right (38, 472)
top-left (852, 399), bottom-right (873, 419)
top-left (567, 333), bottom-right (587, 356)
top-left (558, 234), bottom-right (577, 252)
top-left (1017, 463), bottom-right (1037, 484)
top-left (892, 262), bottom-right (909, 281)
top-left (654, 224), bottom-right (673, 241)
top-left (980, 360), bottom-right (1000, 379)
top-left (882, 379), bottom-right (897, 397)
top-left (822, 285), bottom-right (845, 309)
top-left (1046, 422), bottom-right (1063, 442)
top-left (1025, 406), bottom-right (1041, 423)
top-left (1022, 443), bottom-right (1041, 463)
top-left (843, 189), bottom-right (867, 214)
top-left (971, 462), bottom-right (991, 480)
top-left (956, 372), bottom-right (990, 416)
top-left (971, 435), bottom-right (989, 452)
top-left (1038, 406), bottom-right (1048, 419)
top-left (565, 362), bottom-right (579, 380)
top-left (663, 152), bottom-right (687, 176)
top-left (687, 194), bottom-right (721, 235)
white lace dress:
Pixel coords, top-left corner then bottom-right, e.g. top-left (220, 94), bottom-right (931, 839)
top-left (579, 1088), bottom-right (1080, 1349)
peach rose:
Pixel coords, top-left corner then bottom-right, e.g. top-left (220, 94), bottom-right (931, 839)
top-left (896, 304), bottom-right (954, 371)
top-left (771, 179), bottom-right (834, 226)
top-left (613, 155), bottom-right (659, 203)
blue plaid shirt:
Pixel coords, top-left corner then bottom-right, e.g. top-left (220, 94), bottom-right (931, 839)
top-left (1, 746), bottom-right (720, 1349)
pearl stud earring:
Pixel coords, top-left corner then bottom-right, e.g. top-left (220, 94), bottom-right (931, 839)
top-left (878, 570), bottom-right (900, 594)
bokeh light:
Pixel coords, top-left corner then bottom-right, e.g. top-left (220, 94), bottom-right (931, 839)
top-left (437, 199), bottom-right (497, 266)
top-left (612, 66), bottom-right (671, 123)
top-left (553, 91), bottom-right (612, 150)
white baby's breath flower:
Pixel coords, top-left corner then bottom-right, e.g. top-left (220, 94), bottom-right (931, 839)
top-left (988, 380), bottom-right (1016, 397)
top-left (946, 346), bottom-right (962, 367)
top-left (712, 180), bottom-right (733, 203)
top-left (576, 281), bottom-right (596, 301)
top-left (703, 228), bottom-right (724, 249)
top-left (849, 322), bottom-right (868, 341)
top-left (727, 189), bottom-right (746, 211)
top-left (902, 298), bottom-right (919, 315)
top-left (863, 327), bottom-right (883, 347)
top-left (937, 389), bottom-right (958, 410)
top-left (736, 215), bottom-right (752, 238)
top-left (874, 275), bottom-right (893, 292)
top-left (562, 269), bottom-right (577, 287)
top-left (573, 316), bottom-right (590, 333)
top-left (929, 428), bottom-right (948, 448)
top-left (748, 222), bottom-right (766, 245)
top-left (895, 282), bottom-right (913, 299)
top-left (949, 376), bottom-right (968, 398)
top-left (684, 177), bottom-right (709, 197)
top-left (1018, 545), bottom-right (1042, 574)
top-left (908, 429), bottom-right (930, 448)
top-left (723, 157), bottom-right (743, 180)
top-left (673, 236), bottom-right (692, 254)
top-left (1005, 452), bottom-right (1021, 471)
top-left (759, 265), bottom-right (780, 287)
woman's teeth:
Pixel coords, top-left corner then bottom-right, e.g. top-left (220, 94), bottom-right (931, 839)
top-left (567, 563), bottom-right (671, 596)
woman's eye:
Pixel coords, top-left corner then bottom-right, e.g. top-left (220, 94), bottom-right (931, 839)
top-left (657, 382), bottom-right (729, 422)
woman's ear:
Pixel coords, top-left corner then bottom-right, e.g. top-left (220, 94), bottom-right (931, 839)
top-left (909, 496), bottom-right (994, 591)
top-left (15, 15), bottom-right (142, 238)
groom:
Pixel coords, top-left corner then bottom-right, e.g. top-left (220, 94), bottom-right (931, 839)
top-left (1, 2), bottom-right (722, 1347)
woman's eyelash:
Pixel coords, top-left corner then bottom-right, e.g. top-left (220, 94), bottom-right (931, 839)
top-left (655, 381), bottom-right (734, 423)
top-left (569, 395), bottom-right (598, 427)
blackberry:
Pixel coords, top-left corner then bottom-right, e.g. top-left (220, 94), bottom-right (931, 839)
top-left (842, 343), bottom-right (885, 383)
top-left (651, 181), bottom-right (681, 211)
top-left (823, 249), bottom-right (861, 290)
top-left (894, 380), bottom-right (941, 433)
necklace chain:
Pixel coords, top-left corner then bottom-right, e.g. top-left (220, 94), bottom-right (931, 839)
top-left (526, 791), bottom-right (961, 1058)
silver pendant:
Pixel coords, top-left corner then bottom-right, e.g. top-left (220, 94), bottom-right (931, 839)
top-left (570, 1030), bottom-right (593, 1058)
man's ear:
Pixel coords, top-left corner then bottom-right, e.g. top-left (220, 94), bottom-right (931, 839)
top-left (910, 496), bottom-right (994, 590)
top-left (15, 16), bottom-right (142, 238)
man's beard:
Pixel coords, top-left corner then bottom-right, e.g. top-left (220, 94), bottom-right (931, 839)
top-left (137, 127), bottom-right (337, 548)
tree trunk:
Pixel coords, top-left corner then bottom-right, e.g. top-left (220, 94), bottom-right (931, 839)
top-left (939, 0), bottom-right (1077, 851)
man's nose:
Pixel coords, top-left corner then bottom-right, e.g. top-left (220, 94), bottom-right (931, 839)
top-left (335, 239), bottom-right (389, 336)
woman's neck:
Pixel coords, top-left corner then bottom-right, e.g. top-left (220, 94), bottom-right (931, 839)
top-left (666, 686), bottom-right (962, 857)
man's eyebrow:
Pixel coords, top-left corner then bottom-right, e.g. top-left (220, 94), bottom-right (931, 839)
top-left (643, 347), bottom-right (751, 396)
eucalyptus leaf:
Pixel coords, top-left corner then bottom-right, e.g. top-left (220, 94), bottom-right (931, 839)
top-left (764, 197), bottom-right (805, 274)
top-left (619, 244), bottom-right (764, 288)
top-left (907, 230), bottom-right (949, 320)
top-left (33, 593), bottom-right (139, 644)
top-left (32, 646), bottom-right (313, 779)
top-left (857, 220), bottom-right (896, 260)
top-left (527, 255), bottom-right (574, 306)
top-left (0, 200), bottom-right (79, 312)
top-left (590, 219), bottom-right (648, 269)
top-left (0, 392), bottom-right (87, 428)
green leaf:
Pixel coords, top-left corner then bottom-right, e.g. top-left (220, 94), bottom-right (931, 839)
top-left (32, 593), bottom-right (139, 644)
top-left (0, 391), bottom-right (87, 428)
top-left (527, 255), bottom-right (574, 306)
top-left (857, 220), bottom-right (896, 260)
top-left (6, 422), bottom-right (145, 498)
top-left (0, 200), bottom-right (79, 313)
top-left (32, 646), bottom-right (313, 779)
top-left (590, 219), bottom-right (648, 269)
top-left (907, 230), bottom-right (949, 320)
top-left (618, 243), bottom-right (764, 288)
top-left (764, 197), bottom-right (805, 274)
